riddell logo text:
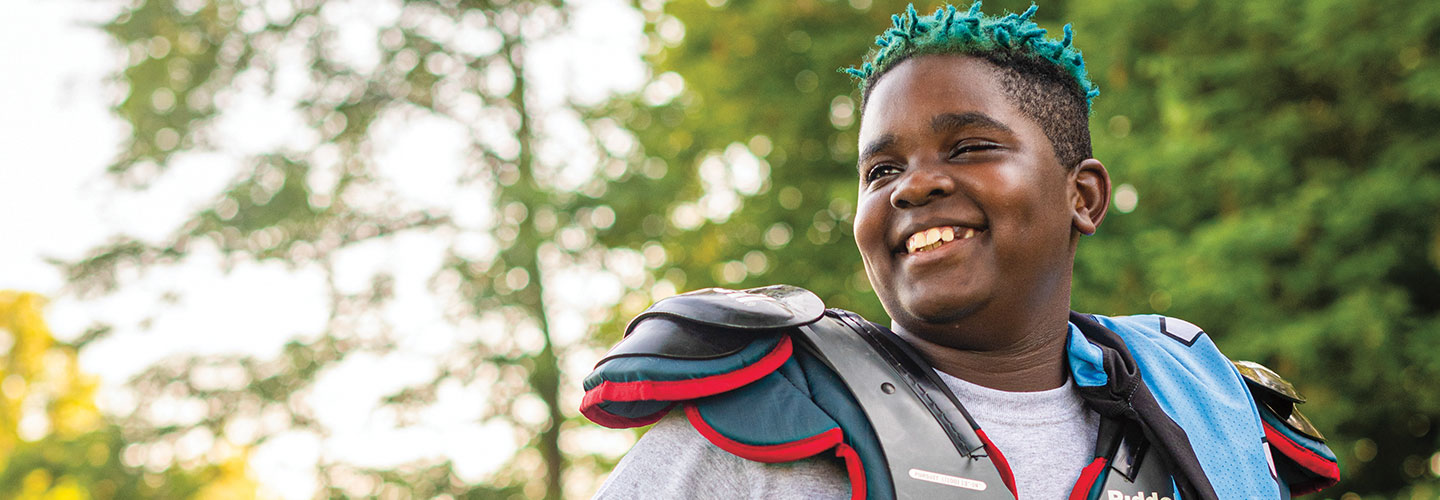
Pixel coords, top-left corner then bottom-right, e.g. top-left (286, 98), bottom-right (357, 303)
top-left (1106, 492), bottom-right (1172, 500)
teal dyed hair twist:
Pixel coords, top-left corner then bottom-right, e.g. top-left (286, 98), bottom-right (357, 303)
top-left (843, 2), bottom-right (1099, 111)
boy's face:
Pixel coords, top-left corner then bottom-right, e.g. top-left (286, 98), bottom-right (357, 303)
top-left (853, 55), bottom-right (1096, 345)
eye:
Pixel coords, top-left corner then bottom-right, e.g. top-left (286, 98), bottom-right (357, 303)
top-left (864, 164), bottom-right (901, 184)
top-left (949, 141), bottom-right (1000, 159)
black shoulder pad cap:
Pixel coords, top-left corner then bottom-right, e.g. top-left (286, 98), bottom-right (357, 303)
top-left (1234, 360), bottom-right (1305, 404)
top-left (625, 285), bottom-right (825, 334)
top-left (1234, 360), bottom-right (1326, 441)
top-left (602, 285), bottom-right (824, 361)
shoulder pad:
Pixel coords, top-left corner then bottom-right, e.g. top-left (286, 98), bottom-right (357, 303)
top-left (1234, 360), bottom-right (1339, 496)
top-left (1234, 360), bottom-right (1305, 404)
top-left (603, 285), bottom-right (825, 362)
top-left (579, 285), bottom-right (822, 429)
top-left (625, 285), bottom-right (825, 334)
top-left (1233, 360), bottom-right (1322, 440)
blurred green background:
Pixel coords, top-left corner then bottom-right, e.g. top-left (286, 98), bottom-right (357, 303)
top-left (3, 0), bottom-right (1439, 498)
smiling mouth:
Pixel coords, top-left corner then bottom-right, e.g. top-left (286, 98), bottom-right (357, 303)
top-left (905, 226), bottom-right (981, 254)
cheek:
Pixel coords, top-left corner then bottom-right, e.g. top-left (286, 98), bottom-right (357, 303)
top-left (975, 172), bottom-right (1062, 256)
top-left (994, 180), bottom-right (1074, 262)
top-left (993, 167), bottom-right (1067, 223)
top-left (852, 193), bottom-right (882, 239)
top-left (852, 194), bottom-right (891, 266)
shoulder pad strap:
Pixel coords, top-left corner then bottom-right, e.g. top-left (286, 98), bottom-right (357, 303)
top-left (801, 311), bottom-right (1017, 499)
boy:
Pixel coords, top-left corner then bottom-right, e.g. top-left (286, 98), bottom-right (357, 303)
top-left (581, 3), bottom-right (1338, 499)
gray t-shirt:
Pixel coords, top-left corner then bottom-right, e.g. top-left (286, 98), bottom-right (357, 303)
top-left (594, 374), bottom-right (1098, 499)
top-left (934, 371), bottom-right (1100, 499)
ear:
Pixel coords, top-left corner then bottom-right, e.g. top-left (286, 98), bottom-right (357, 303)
top-left (1070, 158), bottom-right (1110, 236)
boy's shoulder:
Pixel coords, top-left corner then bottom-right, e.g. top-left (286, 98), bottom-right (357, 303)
top-left (1075, 312), bottom-right (1318, 418)
top-left (1074, 312), bottom-right (1271, 409)
top-left (1072, 312), bottom-right (1340, 497)
top-left (1069, 313), bottom-right (1237, 396)
top-left (595, 411), bottom-right (849, 500)
top-left (1083, 313), bottom-right (1211, 348)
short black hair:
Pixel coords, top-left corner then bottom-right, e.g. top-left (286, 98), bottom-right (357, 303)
top-left (845, 3), bottom-right (1096, 169)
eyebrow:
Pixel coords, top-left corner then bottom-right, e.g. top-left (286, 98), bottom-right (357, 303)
top-left (931, 112), bottom-right (1014, 135)
top-left (856, 134), bottom-right (897, 171)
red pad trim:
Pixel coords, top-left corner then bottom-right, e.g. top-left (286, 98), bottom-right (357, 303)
top-left (834, 443), bottom-right (866, 500)
top-left (685, 402), bottom-right (844, 463)
top-left (580, 336), bottom-right (793, 428)
top-left (1069, 457), bottom-right (1108, 500)
top-left (976, 428), bottom-right (1017, 499)
top-left (1263, 422), bottom-right (1340, 496)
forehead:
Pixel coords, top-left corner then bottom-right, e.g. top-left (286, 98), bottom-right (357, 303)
top-left (859, 55), bottom-right (1034, 143)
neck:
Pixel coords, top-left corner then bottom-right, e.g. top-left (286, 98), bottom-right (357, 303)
top-left (895, 309), bottom-right (1072, 392)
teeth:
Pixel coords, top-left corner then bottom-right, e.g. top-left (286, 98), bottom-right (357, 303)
top-left (906, 231), bottom-right (926, 253)
top-left (905, 226), bottom-right (980, 254)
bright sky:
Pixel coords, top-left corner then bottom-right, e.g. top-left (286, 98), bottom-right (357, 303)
top-left (0, 0), bottom-right (648, 497)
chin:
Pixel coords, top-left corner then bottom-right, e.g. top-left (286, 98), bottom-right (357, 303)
top-left (894, 288), bottom-right (983, 327)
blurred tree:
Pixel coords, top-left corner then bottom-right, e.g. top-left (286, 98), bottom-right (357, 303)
top-left (594, 0), bottom-right (906, 325)
top-left (0, 291), bottom-right (257, 498)
top-left (1070, 1), bottom-right (1440, 496)
top-left (604, 0), bottom-right (1440, 497)
top-left (59, 0), bottom-right (1440, 496)
top-left (64, 0), bottom-right (648, 498)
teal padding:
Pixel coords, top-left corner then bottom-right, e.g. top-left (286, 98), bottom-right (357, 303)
top-left (692, 361), bottom-right (840, 447)
top-left (692, 352), bottom-right (892, 500)
top-left (594, 400), bottom-right (670, 420)
top-left (1067, 321), bottom-right (1108, 388)
top-left (792, 350), bottom-right (894, 500)
top-left (1258, 405), bottom-right (1337, 462)
top-left (1082, 465), bottom-right (1108, 500)
top-left (583, 333), bottom-right (782, 391)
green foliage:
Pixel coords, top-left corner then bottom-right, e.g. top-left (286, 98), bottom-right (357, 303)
top-left (1070, 0), bottom-right (1440, 494)
top-left (0, 291), bottom-right (254, 499)
top-left (104, 0), bottom-right (232, 178)
top-left (0, 424), bottom-right (241, 500)
top-left (74, 0), bottom-right (627, 498)
top-left (621, 0), bottom-right (1440, 497)
top-left (61, 0), bottom-right (1440, 497)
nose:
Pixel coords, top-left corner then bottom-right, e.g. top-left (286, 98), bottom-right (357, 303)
top-left (889, 165), bottom-right (955, 208)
